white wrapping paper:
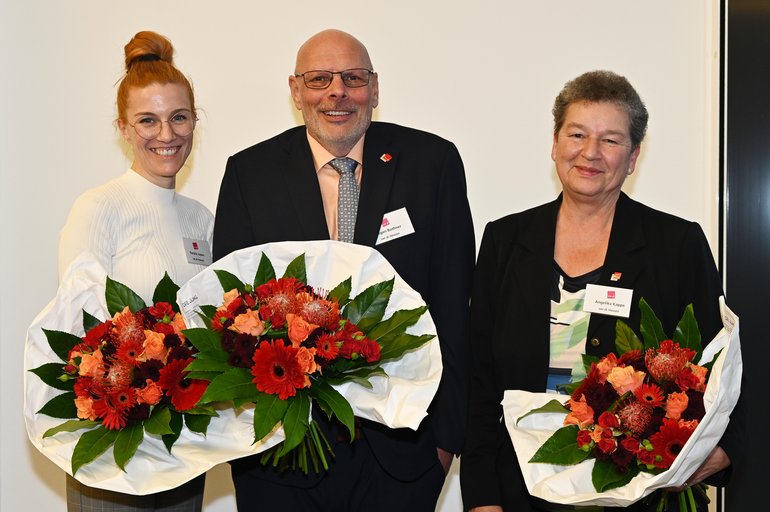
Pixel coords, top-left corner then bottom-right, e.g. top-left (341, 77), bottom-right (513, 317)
top-left (24, 242), bottom-right (441, 494)
top-left (502, 297), bottom-right (741, 507)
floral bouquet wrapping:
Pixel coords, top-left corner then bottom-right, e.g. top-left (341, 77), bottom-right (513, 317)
top-left (24, 254), bottom-right (276, 495)
top-left (176, 240), bottom-right (442, 473)
top-left (501, 297), bottom-right (741, 508)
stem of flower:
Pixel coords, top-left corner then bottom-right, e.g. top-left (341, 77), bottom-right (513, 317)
top-left (308, 420), bottom-right (329, 471)
top-left (686, 487), bottom-right (697, 511)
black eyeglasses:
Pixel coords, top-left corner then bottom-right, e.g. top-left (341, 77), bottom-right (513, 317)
top-left (295, 68), bottom-right (375, 89)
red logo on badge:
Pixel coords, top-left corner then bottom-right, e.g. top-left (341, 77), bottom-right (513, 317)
top-left (607, 291), bottom-right (616, 299)
top-left (192, 242), bottom-right (199, 250)
top-left (381, 217), bottom-right (390, 227)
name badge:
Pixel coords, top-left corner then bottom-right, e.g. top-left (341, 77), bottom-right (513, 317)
top-left (375, 207), bottom-right (415, 245)
top-left (183, 238), bottom-right (212, 266)
top-left (583, 284), bottom-right (633, 318)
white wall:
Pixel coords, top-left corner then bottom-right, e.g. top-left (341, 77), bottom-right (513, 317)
top-left (0, 1), bottom-right (720, 510)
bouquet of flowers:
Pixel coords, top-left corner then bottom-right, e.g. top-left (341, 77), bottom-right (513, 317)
top-left (24, 254), bottom-right (280, 494)
top-left (28, 272), bottom-right (213, 475)
top-left (176, 240), bottom-right (442, 474)
top-left (502, 297), bottom-right (741, 509)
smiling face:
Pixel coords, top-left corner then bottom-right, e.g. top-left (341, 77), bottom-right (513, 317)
top-left (118, 82), bottom-right (194, 189)
top-left (552, 101), bottom-right (640, 207)
top-left (289, 30), bottom-right (379, 157)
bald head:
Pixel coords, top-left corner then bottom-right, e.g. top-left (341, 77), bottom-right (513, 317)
top-left (294, 29), bottom-right (373, 74)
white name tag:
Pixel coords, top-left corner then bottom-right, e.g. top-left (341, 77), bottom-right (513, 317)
top-left (183, 238), bottom-right (212, 266)
top-left (583, 284), bottom-right (633, 318)
top-left (375, 207), bottom-right (415, 245)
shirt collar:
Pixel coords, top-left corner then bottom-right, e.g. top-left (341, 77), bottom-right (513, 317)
top-left (306, 131), bottom-right (366, 173)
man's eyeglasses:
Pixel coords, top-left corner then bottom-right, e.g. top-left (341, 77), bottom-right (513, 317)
top-left (295, 68), bottom-right (375, 89)
top-left (127, 111), bottom-right (197, 140)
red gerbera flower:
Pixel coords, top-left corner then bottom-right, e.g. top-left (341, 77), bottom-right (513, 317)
top-left (158, 358), bottom-right (208, 411)
top-left (634, 383), bottom-right (665, 408)
top-left (315, 333), bottom-right (340, 360)
top-left (115, 339), bottom-right (143, 366)
top-left (92, 387), bottom-right (135, 430)
top-left (251, 340), bottom-right (306, 400)
top-left (648, 418), bottom-right (698, 469)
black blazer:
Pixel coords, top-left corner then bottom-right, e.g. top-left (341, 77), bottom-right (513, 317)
top-left (213, 121), bottom-right (475, 482)
top-left (460, 193), bottom-right (743, 510)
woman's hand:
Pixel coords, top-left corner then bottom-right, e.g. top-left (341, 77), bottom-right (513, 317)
top-left (469, 507), bottom-right (503, 512)
top-left (674, 446), bottom-right (730, 490)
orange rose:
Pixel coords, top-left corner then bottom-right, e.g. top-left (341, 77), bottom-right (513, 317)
top-left (229, 309), bottom-right (265, 336)
top-left (142, 329), bottom-right (168, 362)
top-left (136, 379), bottom-right (163, 405)
top-left (75, 396), bottom-right (97, 421)
top-left (171, 313), bottom-right (187, 340)
top-left (222, 289), bottom-right (240, 308)
top-left (688, 364), bottom-right (708, 392)
top-left (79, 351), bottom-right (104, 378)
top-left (607, 365), bottom-right (645, 394)
top-left (296, 346), bottom-right (318, 375)
top-left (564, 395), bottom-right (595, 429)
top-left (286, 313), bottom-right (319, 347)
top-left (665, 391), bottom-right (689, 420)
top-left (596, 353), bottom-right (619, 383)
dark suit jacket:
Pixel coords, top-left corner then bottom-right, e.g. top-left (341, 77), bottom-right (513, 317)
top-left (460, 193), bottom-right (744, 510)
top-left (214, 121), bottom-right (475, 483)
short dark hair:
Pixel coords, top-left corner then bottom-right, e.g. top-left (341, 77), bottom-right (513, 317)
top-left (552, 70), bottom-right (648, 148)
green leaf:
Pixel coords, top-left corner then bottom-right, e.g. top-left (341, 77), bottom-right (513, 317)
top-left (367, 306), bottom-right (429, 341)
top-left (673, 304), bottom-right (702, 354)
top-left (184, 370), bottom-right (221, 381)
top-left (214, 269), bottom-right (246, 294)
top-left (162, 410), bottom-right (183, 453)
top-left (114, 422), bottom-right (144, 471)
top-left (152, 272), bottom-right (180, 311)
top-left (43, 419), bottom-right (100, 438)
top-left (71, 426), bottom-right (119, 474)
top-left (42, 328), bottom-right (82, 363)
top-left (253, 393), bottom-right (289, 441)
top-left (529, 425), bottom-right (589, 465)
top-left (82, 310), bottom-right (102, 333)
top-left (282, 253), bottom-right (307, 282)
top-left (593, 458), bottom-right (639, 492)
top-left (200, 367), bottom-right (261, 403)
top-left (186, 358), bottom-right (232, 374)
top-left (517, 399), bottom-right (569, 424)
top-left (616, 320), bottom-right (643, 354)
top-left (254, 253), bottom-right (276, 287)
top-left (325, 366), bottom-right (388, 387)
top-left (378, 332), bottom-right (434, 362)
top-left (144, 407), bottom-right (174, 436)
top-left (279, 392), bottom-right (311, 455)
top-left (184, 413), bottom-right (211, 434)
top-left (37, 392), bottom-right (77, 418)
top-left (311, 381), bottom-right (354, 438)
top-left (344, 279), bottom-right (394, 331)
top-left (639, 298), bottom-right (667, 350)
top-left (106, 276), bottom-right (146, 315)
top-left (327, 277), bottom-right (352, 306)
top-left (29, 363), bottom-right (74, 391)
top-left (198, 305), bottom-right (218, 322)
top-left (183, 327), bottom-right (224, 354)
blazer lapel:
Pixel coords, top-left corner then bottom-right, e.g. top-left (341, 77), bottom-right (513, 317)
top-left (282, 130), bottom-right (330, 240)
top-left (355, 124), bottom-right (397, 246)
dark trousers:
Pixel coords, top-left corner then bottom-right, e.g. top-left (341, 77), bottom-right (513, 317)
top-left (232, 437), bottom-right (446, 512)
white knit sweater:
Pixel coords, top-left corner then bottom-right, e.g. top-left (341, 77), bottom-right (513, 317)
top-left (59, 170), bottom-right (214, 302)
